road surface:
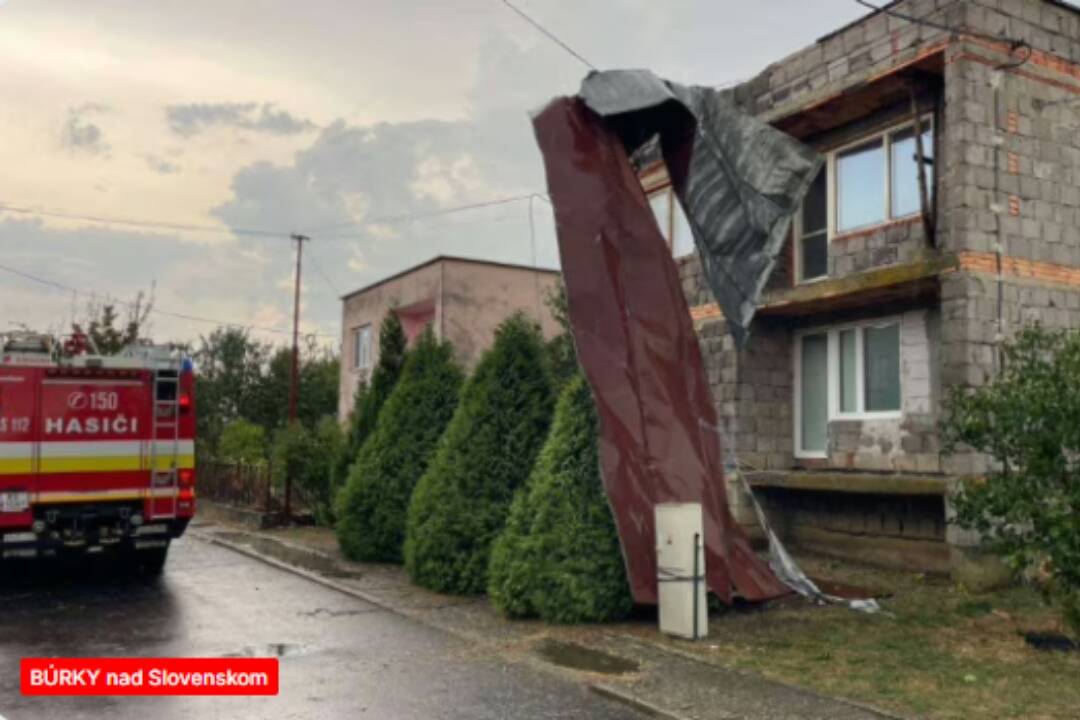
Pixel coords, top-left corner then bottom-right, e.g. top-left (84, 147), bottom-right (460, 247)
top-left (0, 535), bottom-right (644, 720)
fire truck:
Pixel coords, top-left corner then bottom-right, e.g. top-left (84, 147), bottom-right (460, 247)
top-left (0, 332), bottom-right (196, 573)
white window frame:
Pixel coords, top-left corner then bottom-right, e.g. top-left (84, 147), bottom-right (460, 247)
top-left (353, 324), bottom-right (372, 371)
top-left (793, 317), bottom-right (904, 459)
top-left (794, 115), bottom-right (934, 285)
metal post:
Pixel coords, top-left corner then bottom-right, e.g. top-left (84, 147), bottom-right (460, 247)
top-left (285, 233), bottom-right (309, 522)
top-left (692, 531), bottom-right (700, 641)
top-left (909, 85), bottom-right (935, 248)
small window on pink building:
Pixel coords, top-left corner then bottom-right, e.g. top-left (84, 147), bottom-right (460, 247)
top-left (396, 298), bottom-right (436, 344)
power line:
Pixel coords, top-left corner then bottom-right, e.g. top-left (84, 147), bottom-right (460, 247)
top-left (0, 201), bottom-right (290, 240)
top-left (500, 0), bottom-right (596, 71)
top-left (304, 193), bottom-right (540, 236)
top-left (305, 243), bottom-right (343, 297)
top-left (0, 260), bottom-right (335, 339)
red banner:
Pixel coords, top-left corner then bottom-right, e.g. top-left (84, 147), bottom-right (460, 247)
top-left (20, 657), bottom-right (279, 696)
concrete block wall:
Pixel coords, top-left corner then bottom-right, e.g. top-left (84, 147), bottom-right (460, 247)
top-left (731, 0), bottom-right (957, 119)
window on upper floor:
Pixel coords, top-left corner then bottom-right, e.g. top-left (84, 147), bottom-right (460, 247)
top-left (353, 324), bottom-right (372, 371)
top-left (795, 318), bottom-right (902, 457)
top-left (794, 117), bottom-right (934, 284)
top-left (647, 187), bottom-right (696, 258)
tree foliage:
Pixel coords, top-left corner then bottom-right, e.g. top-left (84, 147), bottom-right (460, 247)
top-left (77, 291), bottom-right (154, 355)
top-left (193, 328), bottom-right (338, 458)
top-left (218, 419), bottom-right (268, 465)
top-left (942, 325), bottom-right (1080, 635)
top-left (336, 328), bottom-right (462, 562)
top-left (405, 314), bottom-right (554, 594)
top-left (330, 311), bottom-right (408, 505)
top-left (489, 374), bottom-right (632, 622)
top-left (271, 418), bottom-right (342, 525)
top-left (543, 281), bottom-right (578, 393)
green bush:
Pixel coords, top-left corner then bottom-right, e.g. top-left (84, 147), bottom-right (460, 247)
top-left (329, 311), bottom-right (408, 509)
top-left (942, 325), bottom-right (1080, 636)
top-left (271, 418), bottom-right (340, 524)
top-left (335, 328), bottom-right (463, 562)
top-left (405, 314), bottom-right (554, 594)
top-left (218, 418), bottom-right (267, 465)
top-left (489, 374), bottom-right (633, 622)
top-left (543, 281), bottom-right (579, 393)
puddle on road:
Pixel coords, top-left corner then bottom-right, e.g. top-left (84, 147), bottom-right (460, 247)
top-left (223, 643), bottom-right (306, 658)
top-left (535, 639), bottom-right (639, 675)
top-left (298, 607), bottom-right (372, 618)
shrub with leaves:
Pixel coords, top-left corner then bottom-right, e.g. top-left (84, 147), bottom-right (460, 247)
top-left (405, 314), bottom-right (554, 594)
top-left (218, 418), bottom-right (267, 465)
top-left (543, 281), bottom-right (579, 393)
top-left (329, 311), bottom-right (408, 508)
top-left (489, 374), bottom-right (633, 622)
top-left (271, 418), bottom-right (340, 524)
top-left (336, 328), bottom-right (462, 562)
top-left (942, 325), bottom-right (1080, 636)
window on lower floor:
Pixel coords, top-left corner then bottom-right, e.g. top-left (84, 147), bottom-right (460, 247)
top-left (795, 319), bottom-right (902, 456)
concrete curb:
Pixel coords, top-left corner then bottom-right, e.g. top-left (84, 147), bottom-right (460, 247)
top-left (588, 684), bottom-right (691, 720)
top-left (188, 529), bottom-right (398, 614)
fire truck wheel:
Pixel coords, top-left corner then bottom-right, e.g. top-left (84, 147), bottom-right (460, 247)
top-left (133, 545), bottom-right (169, 576)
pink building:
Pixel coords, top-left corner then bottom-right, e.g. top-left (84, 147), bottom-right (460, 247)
top-left (338, 255), bottom-right (561, 420)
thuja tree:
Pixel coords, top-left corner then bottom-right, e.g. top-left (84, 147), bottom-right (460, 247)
top-left (405, 314), bottom-right (554, 594)
top-left (942, 325), bottom-right (1080, 635)
top-left (489, 374), bottom-right (633, 623)
top-left (335, 327), bottom-right (462, 562)
top-left (329, 311), bottom-right (408, 507)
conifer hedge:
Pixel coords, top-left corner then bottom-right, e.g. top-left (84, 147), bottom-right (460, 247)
top-left (488, 374), bottom-right (633, 623)
top-left (335, 327), bottom-right (462, 562)
top-left (329, 311), bottom-right (407, 507)
top-left (405, 314), bottom-right (554, 594)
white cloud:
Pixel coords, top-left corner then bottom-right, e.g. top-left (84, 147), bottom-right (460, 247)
top-left (1, 0), bottom-right (868, 348)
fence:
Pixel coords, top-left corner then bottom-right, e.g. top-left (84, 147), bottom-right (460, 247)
top-left (198, 461), bottom-right (280, 513)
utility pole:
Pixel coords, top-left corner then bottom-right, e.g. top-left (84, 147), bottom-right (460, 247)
top-left (285, 232), bottom-right (309, 521)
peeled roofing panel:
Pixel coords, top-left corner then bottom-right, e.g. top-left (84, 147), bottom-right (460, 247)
top-left (531, 97), bottom-right (787, 604)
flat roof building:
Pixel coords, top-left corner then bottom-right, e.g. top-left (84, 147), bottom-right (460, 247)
top-left (338, 255), bottom-right (560, 420)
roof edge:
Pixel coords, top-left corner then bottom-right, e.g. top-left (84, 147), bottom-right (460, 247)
top-left (341, 254), bottom-right (560, 301)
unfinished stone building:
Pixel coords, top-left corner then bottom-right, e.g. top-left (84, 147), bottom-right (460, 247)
top-left (642, 0), bottom-right (1080, 580)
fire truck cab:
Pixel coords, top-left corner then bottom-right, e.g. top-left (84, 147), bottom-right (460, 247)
top-left (0, 332), bottom-right (196, 573)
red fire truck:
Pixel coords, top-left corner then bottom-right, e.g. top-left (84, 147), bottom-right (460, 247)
top-left (0, 332), bottom-right (196, 573)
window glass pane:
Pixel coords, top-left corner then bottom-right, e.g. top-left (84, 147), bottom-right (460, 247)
top-left (891, 126), bottom-right (934, 218)
top-left (864, 324), bottom-right (900, 411)
top-left (839, 329), bottom-right (857, 413)
top-left (837, 139), bottom-right (885, 232)
top-left (649, 191), bottom-right (671, 241)
top-left (800, 334), bottom-right (829, 453)
top-left (356, 326), bottom-right (371, 369)
top-left (801, 231), bottom-right (828, 280)
top-left (671, 198), bottom-right (695, 257)
top-left (802, 167), bottom-right (827, 234)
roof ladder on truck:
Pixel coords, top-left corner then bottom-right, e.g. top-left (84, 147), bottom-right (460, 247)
top-left (149, 368), bottom-right (181, 517)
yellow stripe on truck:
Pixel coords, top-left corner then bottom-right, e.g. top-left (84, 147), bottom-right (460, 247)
top-left (0, 458), bottom-right (33, 475)
top-left (35, 454), bottom-right (195, 474)
top-left (32, 487), bottom-right (189, 504)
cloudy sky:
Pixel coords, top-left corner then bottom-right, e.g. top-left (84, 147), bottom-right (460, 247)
top-left (0, 0), bottom-right (866, 348)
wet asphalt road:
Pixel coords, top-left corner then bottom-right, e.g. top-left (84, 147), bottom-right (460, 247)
top-left (0, 535), bottom-right (643, 720)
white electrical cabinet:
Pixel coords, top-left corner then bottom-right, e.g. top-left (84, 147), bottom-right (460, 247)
top-left (655, 503), bottom-right (707, 640)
